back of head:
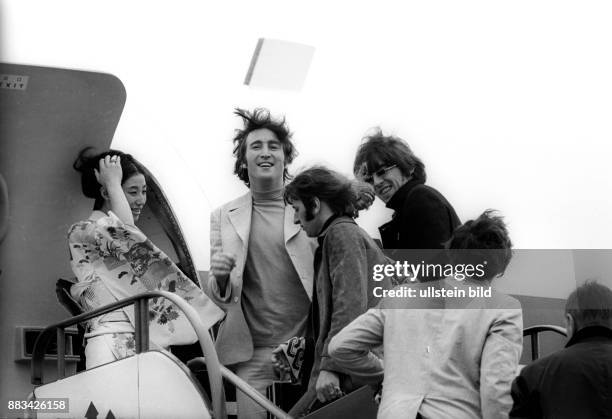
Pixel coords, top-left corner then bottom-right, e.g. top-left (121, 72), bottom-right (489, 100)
top-left (566, 281), bottom-right (612, 331)
top-left (284, 166), bottom-right (371, 219)
top-left (353, 127), bottom-right (426, 182)
top-left (232, 107), bottom-right (297, 186)
top-left (73, 147), bottom-right (142, 209)
top-left (448, 210), bottom-right (513, 280)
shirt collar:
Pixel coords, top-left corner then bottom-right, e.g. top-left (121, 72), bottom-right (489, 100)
top-left (386, 178), bottom-right (425, 211)
top-left (316, 214), bottom-right (340, 245)
top-left (565, 325), bottom-right (612, 347)
top-left (316, 214), bottom-right (357, 245)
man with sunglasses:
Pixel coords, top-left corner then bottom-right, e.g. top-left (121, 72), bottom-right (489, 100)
top-left (353, 129), bottom-right (460, 250)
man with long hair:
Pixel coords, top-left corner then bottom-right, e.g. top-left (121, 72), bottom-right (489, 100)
top-left (207, 108), bottom-right (314, 419)
top-left (284, 166), bottom-right (389, 416)
top-left (354, 129), bottom-right (460, 250)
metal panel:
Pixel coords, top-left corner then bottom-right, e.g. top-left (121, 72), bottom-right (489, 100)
top-left (0, 63), bottom-right (125, 413)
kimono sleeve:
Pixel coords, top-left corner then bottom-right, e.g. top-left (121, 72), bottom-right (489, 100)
top-left (92, 211), bottom-right (149, 258)
top-left (67, 220), bottom-right (99, 297)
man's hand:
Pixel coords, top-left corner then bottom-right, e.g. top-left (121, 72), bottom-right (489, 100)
top-left (210, 252), bottom-right (236, 292)
top-left (315, 370), bottom-right (343, 402)
top-left (271, 346), bottom-right (292, 380)
top-left (352, 181), bottom-right (375, 211)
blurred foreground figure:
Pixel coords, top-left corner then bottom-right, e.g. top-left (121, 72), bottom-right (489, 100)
top-left (510, 281), bottom-right (612, 419)
top-left (69, 149), bottom-right (223, 369)
top-left (329, 211), bottom-right (523, 419)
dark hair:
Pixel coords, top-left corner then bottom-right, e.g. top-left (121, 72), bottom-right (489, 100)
top-left (447, 210), bottom-right (513, 280)
top-left (232, 108), bottom-right (297, 186)
top-left (566, 281), bottom-right (612, 331)
top-left (284, 166), bottom-right (371, 219)
top-left (73, 147), bottom-right (144, 210)
top-left (353, 128), bottom-right (426, 182)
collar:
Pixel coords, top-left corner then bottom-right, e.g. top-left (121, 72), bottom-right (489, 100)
top-left (316, 214), bottom-right (354, 246)
top-left (386, 178), bottom-right (425, 211)
top-left (251, 187), bottom-right (284, 203)
top-left (226, 191), bottom-right (253, 211)
top-left (566, 325), bottom-right (612, 348)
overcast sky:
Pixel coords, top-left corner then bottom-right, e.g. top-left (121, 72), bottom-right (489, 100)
top-left (2, 0), bottom-right (611, 271)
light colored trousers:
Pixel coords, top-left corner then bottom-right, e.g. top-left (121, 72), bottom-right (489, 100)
top-left (233, 346), bottom-right (279, 419)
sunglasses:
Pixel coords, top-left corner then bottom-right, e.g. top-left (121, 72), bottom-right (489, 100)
top-left (362, 164), bottom-right (397, 184)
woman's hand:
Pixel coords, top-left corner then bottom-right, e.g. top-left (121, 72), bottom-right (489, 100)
top-left (94, 155), bottom-right (134, 225)
top-left (94, 155), bottom-right (123, 189)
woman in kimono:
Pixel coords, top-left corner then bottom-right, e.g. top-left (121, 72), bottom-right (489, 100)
top-left (69, 148), bottom-right (224, 369)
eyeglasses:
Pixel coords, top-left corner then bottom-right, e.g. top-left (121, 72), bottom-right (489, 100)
top-left (362, 164), bottom-right (397, 184)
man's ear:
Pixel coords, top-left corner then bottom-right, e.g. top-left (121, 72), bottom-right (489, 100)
top-left (312, 197), bottom-right (321, 216)
top-left (100, 186), bottom-right (109, 200)
top-left (565, 313), bottom-right (575, 338)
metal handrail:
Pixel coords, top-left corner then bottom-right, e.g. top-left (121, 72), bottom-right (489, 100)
top-left (31, 290), bottom-right (226, 419)
top-left (523, 324), bottom-right (567, 361)
top-left (188, 357), bottom-right (293, 419)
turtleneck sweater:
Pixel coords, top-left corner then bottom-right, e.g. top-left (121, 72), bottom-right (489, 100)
top-left (241, 188), bottom-right (310, 346)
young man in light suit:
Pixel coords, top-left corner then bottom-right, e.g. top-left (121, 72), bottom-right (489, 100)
top-left (329, 211), bottom-right (523, 419)
top-left (207, 108), bottom-right (314, 419)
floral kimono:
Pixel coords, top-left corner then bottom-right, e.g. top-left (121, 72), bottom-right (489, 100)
top-left (68, 211), bottom-right (224, 368)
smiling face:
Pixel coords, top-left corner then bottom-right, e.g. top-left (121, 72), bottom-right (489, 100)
top-left (366, 164), bottom-right (410, 204)
top-left (122, 173), bottom-right (147, 221)
top-left (244, 128), bottom-right (285, 189)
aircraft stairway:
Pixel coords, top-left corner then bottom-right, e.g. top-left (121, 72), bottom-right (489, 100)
top-left (29, 290), bottom-right (567, 418)
top-left (31, 291), bottom-right (244, 418)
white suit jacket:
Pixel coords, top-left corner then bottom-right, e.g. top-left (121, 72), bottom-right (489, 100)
top-left (207, 192), bottom-right (315, 365)
top-left (329, 278), bottom-right (523, 419)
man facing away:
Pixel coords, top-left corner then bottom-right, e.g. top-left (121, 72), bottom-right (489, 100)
top-left (207, 108), bottom-right (315, 419)
top-left (510, 281), bottom-right (612, 418)
top-left (329, 211), bottom-right (523, 419)
top-left (283, 166), bottom-right (391, 417)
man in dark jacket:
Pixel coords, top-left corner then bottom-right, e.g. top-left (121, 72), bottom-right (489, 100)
top-left (283, 166), bottom-right (390, 417)
top-left (510, 281), bottom-right (612, 418)
top-left (353, 129), bottom-right (460, 250)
